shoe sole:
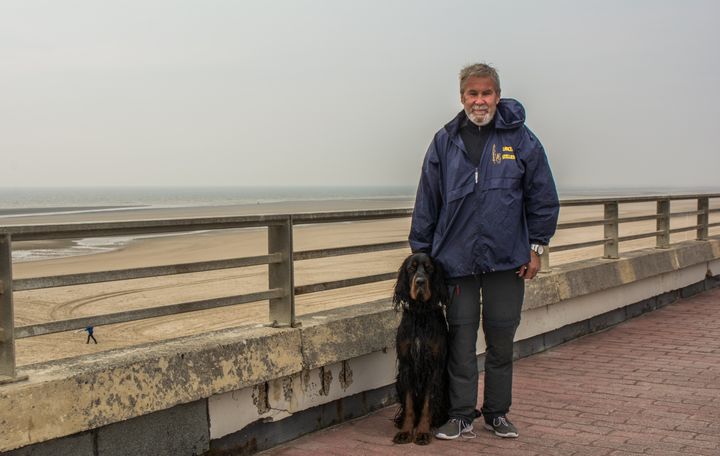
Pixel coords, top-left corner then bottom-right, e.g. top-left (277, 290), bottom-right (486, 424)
top-left (435, 425), bottom-right (474, 440)
top-left (483, 423), bottom-right (519, 438)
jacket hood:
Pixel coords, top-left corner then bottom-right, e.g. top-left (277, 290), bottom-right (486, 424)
top-left (444, 98), bottom-right (526, 137)
top-left (494, 98), bottom-right (525, 129)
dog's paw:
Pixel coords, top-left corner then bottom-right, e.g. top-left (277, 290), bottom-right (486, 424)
top-left (414, 432), bottom-right (432, 445)
top-left (393, 431), bottom-right (413, 444)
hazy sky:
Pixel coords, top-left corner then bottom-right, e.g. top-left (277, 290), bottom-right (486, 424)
top-left (2, 0), bottom-right (719, 189)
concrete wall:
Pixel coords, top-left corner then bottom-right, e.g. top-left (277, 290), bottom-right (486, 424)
top-left (2, 238), bottom-right (719, 455)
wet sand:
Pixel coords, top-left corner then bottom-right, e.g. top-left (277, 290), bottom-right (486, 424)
top-left (6, 198), bottom-right (719, 366)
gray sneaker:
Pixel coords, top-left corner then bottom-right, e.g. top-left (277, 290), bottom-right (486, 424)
top-left (483, 416), bottom-right (519, 438)
top-left (435, 418), bottom-right (473, 440)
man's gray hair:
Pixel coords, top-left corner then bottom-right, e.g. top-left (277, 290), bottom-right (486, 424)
top-left (459, 63), bottom-right (501, 95)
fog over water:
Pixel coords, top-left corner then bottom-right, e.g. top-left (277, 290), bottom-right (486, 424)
top-left (2, 0), bottom-right (719, 191)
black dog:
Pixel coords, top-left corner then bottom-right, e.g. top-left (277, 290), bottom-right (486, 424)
top-left (392, 252), bottom-right (450, 445)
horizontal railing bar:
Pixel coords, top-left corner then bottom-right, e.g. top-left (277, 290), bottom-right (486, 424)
top-left (2, 216), bottom-right (288, 241)
top-left (709, 208), bottom-right (720, 214)
top-left (617, 231), bottom-right (662, 243)
top-left (552, 229), bottom-right (719, 252)
top-left (669, 210), bottom-right (704, 217)
top-left (2, 201), bottom-right (717, 240)
top-left (291, 209), bottom-right (413, 224)
top-left (13, 254), bottom-right (282, 291)
top-left (294, 241), bottom-right (409, 261)
top-left (669, 225), bottom-right (702, 234)
top-left (560, 193), bottom-right (720, 206)
top-left (549, 239), bottom-right (607, 252)
top-left (15, 288), bottom-right (284, 338)
top-left (557, 214), bottom-right (662, 230)
top-left (709, 222), bottom-right (720, 228)
top-left (617, 214), bottom-right (661, 223)
top-left (556, 219), bottom-right (606, 229)
top-left (557, 211), bottom-right (711, 231)
top-left (1, 210), bottom-right (414, 241)
top-left (294, 272), bottom-right (396, 295)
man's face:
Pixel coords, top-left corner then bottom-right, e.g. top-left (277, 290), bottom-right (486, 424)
top-left (461, 76), bottom-right (500, 127)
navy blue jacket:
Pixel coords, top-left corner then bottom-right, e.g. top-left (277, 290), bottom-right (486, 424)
top-left (409, 99), bottom-right (559, 278)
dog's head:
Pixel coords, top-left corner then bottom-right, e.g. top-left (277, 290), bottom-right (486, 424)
top-left (393, 252), bottom-right (448, 311)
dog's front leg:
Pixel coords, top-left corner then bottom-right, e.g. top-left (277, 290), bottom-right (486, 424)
top-left (392, 391), bottom-right (415, 444)
top-left (414, 393), bottom-right (432, 445)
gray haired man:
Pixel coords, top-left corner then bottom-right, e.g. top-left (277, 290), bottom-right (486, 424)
top-left (409, 63), bottom-right (559, 439)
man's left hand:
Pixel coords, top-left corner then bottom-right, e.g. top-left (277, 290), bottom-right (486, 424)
top-left (517, 251), bottom-right (541, 280)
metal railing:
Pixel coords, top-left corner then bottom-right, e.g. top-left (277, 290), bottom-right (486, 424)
top-left (1, 194), bottom-right (719, 384)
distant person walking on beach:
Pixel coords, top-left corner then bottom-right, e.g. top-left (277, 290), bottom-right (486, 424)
top-left (85, 326), bottom-right (98, 344)
top-left (409, 63), bottom-right (559, 440)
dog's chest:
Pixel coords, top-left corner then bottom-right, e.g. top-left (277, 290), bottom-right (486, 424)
top-left (412, 337), bottom-right (422, 357)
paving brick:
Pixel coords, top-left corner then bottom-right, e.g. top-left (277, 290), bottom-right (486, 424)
top-left (260, 287), bottom-right (720, 456)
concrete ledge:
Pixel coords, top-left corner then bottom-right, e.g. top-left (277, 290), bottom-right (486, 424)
top-left (0, 325), bottom-right (303, 452)
top-left (524, 239), bottom-right (720, 311)
top-left (1, 238), bottom-right (719, 453)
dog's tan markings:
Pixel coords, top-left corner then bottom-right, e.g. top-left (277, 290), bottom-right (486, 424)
top-left (410, 272), bottom-right (418, 301)
top-left (393, 391), bottom-right (416, 444)
top-left (414, 394), bottom-right (432, 445)
top-left (397, 339), bottom-right (410, 356)
top-left (429, 339), bottom-right (442, 357)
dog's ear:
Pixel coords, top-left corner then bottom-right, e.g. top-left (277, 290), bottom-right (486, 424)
top-left (431, 260), bottom-right (449, 307)
top-left (393, 256), bottom-right (412, 311)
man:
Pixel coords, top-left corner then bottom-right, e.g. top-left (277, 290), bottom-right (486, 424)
top-left (409, 63), bottom-right (559, 440)
top-left (85, 326), bottom-right (98, 344)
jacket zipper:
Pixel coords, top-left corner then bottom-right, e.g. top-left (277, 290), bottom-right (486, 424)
top-left (475, 168), bottom-right (478, 184)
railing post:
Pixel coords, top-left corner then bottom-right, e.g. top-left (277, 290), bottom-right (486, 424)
top-left (697, 197), bottom-right (709, 241)
top-left (0, 234), bottom-right (24, 385)
top-left (604, 202), bottom-right (619, 259)
top-left (268, 216), bottom-right (295, 328)
top-left (539, 246), bottom-right (550, 273)
top-left (656, 199), bottom-right (670, 248)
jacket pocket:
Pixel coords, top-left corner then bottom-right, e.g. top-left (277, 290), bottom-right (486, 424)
top-left (486, 177), bottom-right (521, 190)
top-left (447, 182), bottom-right (475, 202)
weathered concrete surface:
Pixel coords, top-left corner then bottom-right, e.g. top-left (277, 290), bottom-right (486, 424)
top-left (208, 350), bottom-right (397, 441)
top-left (1, 238), bottom-right (719, 453)
top-left (524, 238), bottom-right (720, 311)
top-left (97, 400), bottom-right (208, 456)
top-left (1, 432), bottom-right (94, 456)
top-left (0, 325), bottom-right (301, 452)
top-left (298, 299), bottom-right (399, 371)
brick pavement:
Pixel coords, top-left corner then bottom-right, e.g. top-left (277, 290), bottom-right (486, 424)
top-left (262, 287), bottom-right (720, 456)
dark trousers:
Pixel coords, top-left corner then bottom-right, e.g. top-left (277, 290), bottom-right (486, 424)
top-left (445, 270), bottom-right (524, 423)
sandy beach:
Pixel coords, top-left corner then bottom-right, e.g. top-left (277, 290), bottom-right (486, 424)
top-left (4, 198), bottom-right (719, 366)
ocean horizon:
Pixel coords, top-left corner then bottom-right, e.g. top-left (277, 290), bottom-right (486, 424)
top-left (2, 185), bottom-right (719, 216)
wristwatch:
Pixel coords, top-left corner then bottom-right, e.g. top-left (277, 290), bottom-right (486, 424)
top-left (530, 244), bottom-right (544, 255)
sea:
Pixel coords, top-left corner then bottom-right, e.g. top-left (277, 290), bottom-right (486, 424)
top-left (1, 185), bottom-right (717, 262)
top-left (1, 186), bottom-right (417, 262)
top-left (0, 186), bottom-right (416, 216)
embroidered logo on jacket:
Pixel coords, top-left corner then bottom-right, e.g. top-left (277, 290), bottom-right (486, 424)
top-left (492, 144), bottom-right (502, 165)
top-left (493, 145), bottom-right (515, 163)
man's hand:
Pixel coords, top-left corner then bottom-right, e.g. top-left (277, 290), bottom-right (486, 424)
top-left (517, 251), bottom-right (541, 280)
